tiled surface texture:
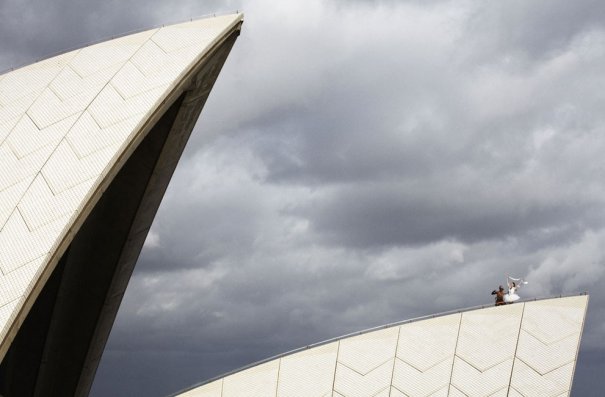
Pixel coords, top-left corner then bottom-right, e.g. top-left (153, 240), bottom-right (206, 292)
top-left (0, 13), bottom-right (243, 354)
top-left (277, 342), bottom-right (338, 397)
top-left (176, 296), bottom-right (588, 397)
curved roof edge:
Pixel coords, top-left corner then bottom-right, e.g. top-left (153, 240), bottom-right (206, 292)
top-left (0, 10), bottom-right (244, 76)
top-left (0, 13), bottom-right (244, 356)
top-left (0, 13), bottom-right (244, 396)
top-left (172, 293), bottom-right (589, 396)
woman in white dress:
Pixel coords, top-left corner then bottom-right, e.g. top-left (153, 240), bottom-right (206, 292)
top-left (504, 275), bottom-right (527, 303)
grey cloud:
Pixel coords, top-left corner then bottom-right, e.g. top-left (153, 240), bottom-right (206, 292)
top-left (461, 0), bottom-right (605, 68)
top-left (2, 0), bottom-right (605, 396)
top-left (213, 3), bottom-right (605, 191)
top-left (98, 1), bottom-right (605, 394)
top-left (302, 183), bottom-right (605, 248)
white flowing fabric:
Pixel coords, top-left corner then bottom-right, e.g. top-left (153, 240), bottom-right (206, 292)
top-left (505, 276), bottom-right (527, 302)
top-left (508, 276), bottom-right (528, 286)
top-left (504, 290), bottom-right (520, 303)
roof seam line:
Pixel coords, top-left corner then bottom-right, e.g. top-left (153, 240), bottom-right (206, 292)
top-left (447, 312), bottom-right (463, 395)
top-left (521, 327), bottom-right (579, 346)
top-left (514, 355), bottom-right (574, 376)
top-left (178, 294), bottom-right (588, 394)
top-left (398, 354), bottom-right (452, 373)
top-left (337, 357), bottom-right (394, 377)
top-left (32, 31), bottom-right (159, 194)
top-left (330, 340), bottom-right (340, 396)
top-left (388, 325), bottom-right (401, 396)
top-left (507, 302), bottom-right (527, 395)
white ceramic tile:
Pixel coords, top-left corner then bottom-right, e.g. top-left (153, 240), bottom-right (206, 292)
top-left (337, 327), bottom-right (399, 375)
top-left (111, 59), bottom-right (182, 100)
top-left (0, 300), bottom-right (19, 340)
top-left (450, 357), bottom-right (513, 397)
top-left (26, 80), bottom-right (105, 130)
top-left (223, 360), bottom-right (279, 397)
top-left (488, 388), bottom-right (508, 397)
top-left (151, 15), bottom-right (236, 53)
top-left (0, 177), bottom-right (31, 230)
top-left (397, 313), bottom-right (460, 371)
top-left (0, 90), bottom-right (44, 140)
top-left (373, 388), bottom-right (390, 397)
top-left (522, 296), bottom-right (587, 345)
top-left (456, 304), bottom-right (523, 371)
top-left (41, 139), bottom-right (116, 194)
top-left (0, 52), bottom-right (75, 105)
top-left (277, 342), bottom-right (338, 397)
top-left (333, 360), bottom-right (392, 397)
top-left (87, 83), bottom-right (166, 129)
top-left (0, 142), bottom-right (56, 192)
top-left (130, 40), bottom-right (171, 77)
top-left (510, 360), bottom-right (573, 397)
top-left (69, 30), bottom-right (157, 78)
top-left (392, 358), bottom-right (452, 396)
top-left (179, 379), bottom-right (223, 397)
top-left (66, 110), bottom-right (140, 158)
top-left (49, 63), bottom-right (121, 102)
top-left (428, 386), bottom-right (448, 397)
top-left (515, 329), bottom-right (580, 374)
top-left (447, 385), bottom-right (467, 397)
top-left (0, 256), bottom-right (43, 307)
top-left (7, 113), bottom-right (79, 159)
top-left (18, 174), bottom-right (93, 231)
top-left (0, 210), bottom-right (63, 274)
top-left (389, 387), bottom-right (406, 397)
top-left (132, 42), bottom-right (209, 94)
top-left (506, 388), bottom-right (524, 397)
top-left (26, 88), bottom-right (80, 129)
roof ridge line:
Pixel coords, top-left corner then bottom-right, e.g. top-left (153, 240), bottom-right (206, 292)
top-left (168, 292), bottom-right (588, 396)
top-left (0, 11), bottom-right (244, 77)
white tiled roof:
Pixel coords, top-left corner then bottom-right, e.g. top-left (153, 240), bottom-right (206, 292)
top-left (177, 295), bottom-right (588, 397)
top-left (0, 13), bottom-right (243, 357)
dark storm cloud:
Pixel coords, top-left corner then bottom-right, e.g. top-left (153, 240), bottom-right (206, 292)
top-left (465, 0), bottom-right (605, 62)
top-left (303, 182), bottom-right (605, 248)
top-left (102, 1), bottom-right (605, 394)
top-left (3, 1), bottom-right (605, 396)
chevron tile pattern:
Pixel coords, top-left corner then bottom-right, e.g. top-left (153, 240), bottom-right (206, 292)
top-left (392, 313), bottom-right (460, 396)
top-left (447, 385), bottom-right (468, 397)
top-left (0, 13), bottom-right (243, 351)
top-left (509, 295), bottom-right (587, 396)
top-left (451, 304), bottom-right (523, 396)
top-left (334, 327), bottom-right (399, 397)
top-left (277, 342), bottom-right (338, 397)
top-left (176, 296), bottom-right (588, 397)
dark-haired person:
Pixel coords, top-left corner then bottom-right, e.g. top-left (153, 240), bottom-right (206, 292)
top-left (491, 285), bottom-right (506, 306)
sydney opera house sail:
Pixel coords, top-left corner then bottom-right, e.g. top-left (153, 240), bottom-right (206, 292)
top-left (0, 13), bottom-right (243, 396)
top-left (0, 10), bottom-right (592, 397)
top-left (176, 295), bottom-right (588, 397)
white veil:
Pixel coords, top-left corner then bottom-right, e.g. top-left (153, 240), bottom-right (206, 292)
top-left (507, 275), bottom-right (528, 287)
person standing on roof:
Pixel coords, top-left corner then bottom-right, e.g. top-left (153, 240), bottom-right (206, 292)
top-left (491, 285), bottom-right (506, 306)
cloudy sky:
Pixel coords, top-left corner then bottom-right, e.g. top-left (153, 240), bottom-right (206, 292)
top-left (3, 0), bottom-right (605, 395)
